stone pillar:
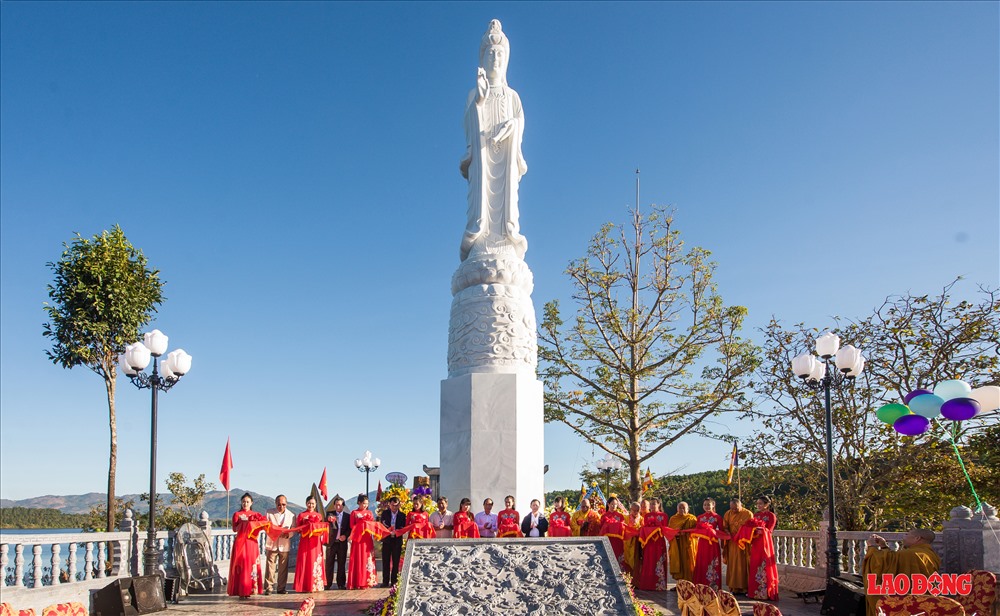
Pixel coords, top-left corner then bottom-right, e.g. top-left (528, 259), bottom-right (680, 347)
top-left (940, 503), bottom-right (1000, 574)
top-left (120, 508), bottom-right (139, 576)
top-left (440, 372), bottom-right (545, 511)
top-left (199, 510), bottom-right (222, 590)
top-left (818, 512), bottom-right (830, 576)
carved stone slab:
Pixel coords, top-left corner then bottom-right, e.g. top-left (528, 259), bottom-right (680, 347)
top-left (396, 538), bottom-right (637, 615)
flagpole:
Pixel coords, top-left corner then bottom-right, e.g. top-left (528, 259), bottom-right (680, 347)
top-left (226, 490), bottom-right (230, 528)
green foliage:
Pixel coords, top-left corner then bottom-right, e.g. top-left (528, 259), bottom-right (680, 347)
top-left (140, 472), bottom-right (215, 530)
top-left (0, 507), bottom-right (90, 529)
top-left (43, 225), bottom-right (164, 532)
top-left (82, 497), bottom-right (140, 532)
top-left (745, 281), bottom-right (999, 531)
top-left (539, 206), bottom-right (758, 503)
top-left (544, 489), bottom-right (582, 510)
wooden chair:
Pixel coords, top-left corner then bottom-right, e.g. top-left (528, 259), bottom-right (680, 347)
top-left (877, 594), bottom-right (966, 616)
top-left (718, 590), bottom-right (742, 616)
top-left (41, 604), bottom-right (87, 616)
top-left (677, 579), bottom-right (699, 616)
top-left (752, 601), bottom-right (783, 616)
top-left (952, 570), bottom-right (997, 616)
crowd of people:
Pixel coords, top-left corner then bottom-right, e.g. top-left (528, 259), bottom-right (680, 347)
top-left (226, 490), bottom-right (781, 602)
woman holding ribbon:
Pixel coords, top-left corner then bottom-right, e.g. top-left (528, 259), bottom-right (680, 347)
top-left (228, 493), bottom-right (268, 598)
top-left (293, 495), bottom-right (328, 593)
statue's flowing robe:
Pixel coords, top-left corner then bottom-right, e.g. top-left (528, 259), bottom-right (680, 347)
top-left (461, 83), bottom-right (527, 261)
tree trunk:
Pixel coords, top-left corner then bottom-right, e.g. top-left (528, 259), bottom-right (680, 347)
top-left (105, 375), bottom-right (117, 532)
top-left (629, 458), bottom-right (641, 504)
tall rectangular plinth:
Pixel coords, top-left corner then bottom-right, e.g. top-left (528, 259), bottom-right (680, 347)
top-left (440, 372), bottom-right (545, 510)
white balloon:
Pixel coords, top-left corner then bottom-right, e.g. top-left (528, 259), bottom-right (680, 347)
top-left (969, 385), bottom-right (1000, 414)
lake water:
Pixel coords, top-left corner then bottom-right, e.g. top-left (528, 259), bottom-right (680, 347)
top-left (1, 529), bottom-right (105, 584)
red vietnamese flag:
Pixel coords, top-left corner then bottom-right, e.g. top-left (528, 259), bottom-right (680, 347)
top-left (319, 467), bottom-right (329, 501)
top-left (220, 438), bottom-right (233, 491)
top-left (376, 480), bottom-right (383, 502)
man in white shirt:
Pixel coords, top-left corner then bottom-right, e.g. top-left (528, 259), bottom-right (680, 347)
top-left (521, 498), bottom-right (548, 537)
top-left (474, 498), bottom-right (498, 538)
top-left (264, 495), bottom-right (294, 595)
top-left (429, 496), bottom-right (454, 538)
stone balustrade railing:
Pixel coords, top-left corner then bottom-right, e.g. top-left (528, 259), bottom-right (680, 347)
top-left (0, 510), bottom-right (240, 614)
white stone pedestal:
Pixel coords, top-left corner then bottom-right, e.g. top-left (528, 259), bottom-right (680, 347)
top-left (440, 372), bottom-right (545, 511)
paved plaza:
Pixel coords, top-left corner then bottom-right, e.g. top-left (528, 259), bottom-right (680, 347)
top-left (162, 585), bottom-right (823, 615)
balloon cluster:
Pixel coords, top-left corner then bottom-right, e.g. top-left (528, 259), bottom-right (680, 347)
top-left (413, 485), bottom-right (433, 497)
top-left (877, 381), bottom-right (1000, 436)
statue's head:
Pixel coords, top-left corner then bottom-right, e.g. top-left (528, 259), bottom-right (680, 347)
top-left (480, 19), bottom-right (510, 84)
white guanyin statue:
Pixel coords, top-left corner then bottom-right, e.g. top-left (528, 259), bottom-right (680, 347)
top-left (448, 19), bottom-right (537, 377)
top-left (459, 19), bottom-right (528, 262)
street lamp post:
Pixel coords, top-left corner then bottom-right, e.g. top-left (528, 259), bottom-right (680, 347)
top-left (791, 332), bottom-right (864, 580)
top-left (354, 450), bottom-right (381, 508)
top-left (596, 453), bottom-right (622, 500)
top-left (120, 329), bottom-right (193, 577)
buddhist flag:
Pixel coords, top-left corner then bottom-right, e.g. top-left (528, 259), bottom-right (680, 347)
top-left (642, 468), bottom-right (654, 493)
top-left (726, 442), bottom-right (738, 485)
top-left (319, 467), bottom-right (329, 501)
top-left (220, 438), bottom-right (233, 491)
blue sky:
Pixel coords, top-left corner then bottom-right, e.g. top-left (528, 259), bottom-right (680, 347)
top-left (1, 2), bottom-right (997, 504)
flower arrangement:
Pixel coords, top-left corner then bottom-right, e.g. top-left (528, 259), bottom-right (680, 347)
top-left (367, 584), bottom-right (399, 616)
top-left (378, 484), bottom-right (412, 515)
top-left (620, 572), bottom-right (657, 616)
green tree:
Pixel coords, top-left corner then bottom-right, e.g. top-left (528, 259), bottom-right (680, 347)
top-left (166, 472), bottom-right (214, 529)
top-left (43, 226), bottom-right (164, 531)
top-left (745, 282), bottom-right (998, 531)
top-left (82, 497), bottom-right (140, 532)
top-left (539, 206), bottom-right (758, 503)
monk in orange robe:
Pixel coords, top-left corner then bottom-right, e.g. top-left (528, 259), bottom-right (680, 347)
top-left (668, 501), bottom-right (698, 582)
top-left (722, 498), bottom-right (753, 594)
top-left (862, 529), bottom-right (941, 616)
top-left (571, 498), bottom-right (602, 537)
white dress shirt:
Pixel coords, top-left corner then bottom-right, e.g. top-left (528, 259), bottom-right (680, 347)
top-left (475, 511), bottom-right (498, 538)
top-left (265, 508), bottom-right (294, 552)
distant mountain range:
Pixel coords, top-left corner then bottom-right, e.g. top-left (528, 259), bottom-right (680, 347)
top-left (0, 489), bottom-right (378, 521)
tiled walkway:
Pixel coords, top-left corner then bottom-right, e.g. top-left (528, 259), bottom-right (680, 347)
top-left (166, 585), bottom-right (824, 615)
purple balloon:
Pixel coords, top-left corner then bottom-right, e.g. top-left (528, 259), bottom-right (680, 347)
top-left (893, 414), bottom-right (931, 436)
top-left (904, 389), bottom-right (934, 405)
top-left (940, 397), bottom-right (981, 421)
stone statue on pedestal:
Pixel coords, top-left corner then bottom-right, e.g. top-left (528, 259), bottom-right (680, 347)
top-left (448, 19), bottom-right (537, 379)
top-left (440, 20), bottom-right (545, 513)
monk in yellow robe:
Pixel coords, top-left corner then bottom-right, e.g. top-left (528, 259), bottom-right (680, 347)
top-left (862, 528), bottom-right (941, 616)
top-left (571, 498), bottom-right (602, 537)
top-left (722, 498), bottom-right (753, 594)
top-left (668, 502), bottom-right (698, 582)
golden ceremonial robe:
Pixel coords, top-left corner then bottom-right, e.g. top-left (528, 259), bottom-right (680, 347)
top-left (668, 512), bottom-right (698, 581)
top-left (722, 508), bottom-right (753, 593)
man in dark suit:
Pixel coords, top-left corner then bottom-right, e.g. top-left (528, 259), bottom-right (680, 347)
top-left (521, 498), bottom-right (549, 537)
top-left (379, 496), bottom-right (406, 587)
top-left (324, 496), bottom-right (351, 590)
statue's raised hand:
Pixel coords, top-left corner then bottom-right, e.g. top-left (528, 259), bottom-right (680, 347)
top-left (476, 67), bottom-right (488, 103)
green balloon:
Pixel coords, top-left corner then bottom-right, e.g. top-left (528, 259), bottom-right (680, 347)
top-left (876, 403), bottom-right (911, 425)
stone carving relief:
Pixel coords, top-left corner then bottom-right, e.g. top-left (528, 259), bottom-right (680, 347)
top-left (397, 539), bottom-right (635, 616)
